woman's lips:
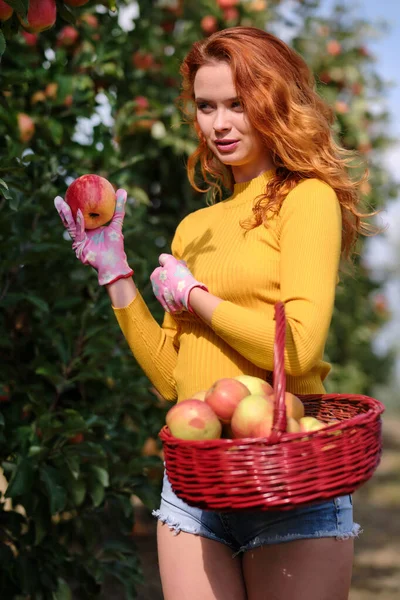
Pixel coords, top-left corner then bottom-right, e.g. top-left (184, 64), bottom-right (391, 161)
top-left (214, 139), bottom-right (239, 152)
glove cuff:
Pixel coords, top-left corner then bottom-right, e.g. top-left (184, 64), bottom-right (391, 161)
top-left (99, 269), bottom-right (134, 287)
top-left (186, 284), bottom-right (208, 314)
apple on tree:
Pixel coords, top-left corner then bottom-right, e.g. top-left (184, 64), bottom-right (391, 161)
top-left (65, 174), bottom-right (116, 230)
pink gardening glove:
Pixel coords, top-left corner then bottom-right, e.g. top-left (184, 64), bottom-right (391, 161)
top-left (54, 189), bottom-right (134, 286)
top-left (150, 253), bottom-right (208, 314)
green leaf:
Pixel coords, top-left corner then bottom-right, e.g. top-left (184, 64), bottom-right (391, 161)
top-left (52, 578), bottom-right (72, 600)
top-left (0, 29), bottom-right (5, 56)
top-left (56, 2), bottom-right (76, 26)
top-left (89, 480), bottom-right (105, 507)
top-left (90, 465), bottom-right (109, 488)
top-left (5, 458), bottom-right (35, 500)
top-left (3, 0), bottom-right (29, 17)
top-left (40, 465), bottom-right (67, 515)
top-left (68, 477), bottom-right (86, 506)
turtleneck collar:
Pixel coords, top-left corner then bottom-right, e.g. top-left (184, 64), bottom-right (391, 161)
top-left (222, 169), bottom-right (275, 208)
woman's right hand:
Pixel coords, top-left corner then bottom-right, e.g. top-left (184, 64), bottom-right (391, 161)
top-left (54, 188), bottom-right (134, 286)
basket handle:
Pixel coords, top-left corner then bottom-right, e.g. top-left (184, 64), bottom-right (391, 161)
top-left (271, 302), bottom-right (287, 439)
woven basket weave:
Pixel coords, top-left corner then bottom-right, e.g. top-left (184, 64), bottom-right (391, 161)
top-left (159, 302), bottom-right (385, 511)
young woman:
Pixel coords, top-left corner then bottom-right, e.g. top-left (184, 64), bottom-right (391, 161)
top-left (55, 26), bottom-right (375, 600)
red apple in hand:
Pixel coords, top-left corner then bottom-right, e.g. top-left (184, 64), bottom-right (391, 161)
top-left (205, 377), bottom-right (250, 423)
top-left (166, 399), bottom-right (222, 441)
top-left (65, 174), bottom-right (116, 230)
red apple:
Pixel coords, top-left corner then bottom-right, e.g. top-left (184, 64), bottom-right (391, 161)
top-left (231, 394), bottom-right (274, 438)
top-left (0, 0), bottom-right (13, 21)
top-left (326, 40), bottom-right (341, 56)
top-left (17, 113), bottom-right (35, 143)
top-left (217, 0), bottom-right (238, 7)
top-left (134, 96), bottom-right (150, 113)
top-left (205, 377), bottom-right (250, 423)
top-left (201, 15), bottom-right (219, 35)
top-left (166, 399), bottom-right (222, 441)
top-left (0, 383), bottom-right (10, 402)
top-left (234, 374), bottom-right (273, 397)
top-left (57, 26), bottom-right (79, 48)
top-left (79, 13), bottom-right (99, 28)
top-left (18, 0), bottom-right (56, 33)
top-left (223, 7), bottom-right (239, 21)
top-left (65, 174), bottom-right (116, 230)
top-left (21, 31), bottom-right (38, 46)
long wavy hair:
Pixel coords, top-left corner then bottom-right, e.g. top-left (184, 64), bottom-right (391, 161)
top-left (179, 26), bottom-right (379, 265)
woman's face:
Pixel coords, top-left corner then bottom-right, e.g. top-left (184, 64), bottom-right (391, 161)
top-left (194, 61), bottom-right (274, 183)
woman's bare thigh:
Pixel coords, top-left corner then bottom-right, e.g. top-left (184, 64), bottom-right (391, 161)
top-left (157, 521), bottom-right (247, 600)
top-left (242, 537), bottom-right (354, 600)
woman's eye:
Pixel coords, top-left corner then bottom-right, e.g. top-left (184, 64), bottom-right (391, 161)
top-left (197, 102), bottom-right (212, 112)
top-left (232, 100), bottom-right (243, 111)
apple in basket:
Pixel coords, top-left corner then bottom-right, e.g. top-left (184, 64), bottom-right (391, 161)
top-left (299, 416), bottom-right (325, 432)
top-left (231, 394), bottom-right (274, 438)
top-left (268, 391), bottom-right (305, 421)
top-left (166, 399), bottom-right (222, 441)
top-left (234, 374), bottom-right (274, 397)
top-left (205, 377), bottom-right (250, 423)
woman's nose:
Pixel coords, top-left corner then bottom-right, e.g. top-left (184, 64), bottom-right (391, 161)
top-left (213, 108), bottom-right (231, 132)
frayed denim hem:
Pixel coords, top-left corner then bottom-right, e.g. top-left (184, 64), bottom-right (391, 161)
top-left (232, 523), bottom-right (363, 558)
top-left (152, 509), bottom-right (237, 550)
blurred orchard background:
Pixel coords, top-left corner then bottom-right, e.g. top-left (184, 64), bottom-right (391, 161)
top-left (0, 0), bottom-right (399, 598)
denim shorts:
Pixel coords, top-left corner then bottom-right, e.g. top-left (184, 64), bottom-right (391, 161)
top-left (153, 470), bottom-right (361, 556)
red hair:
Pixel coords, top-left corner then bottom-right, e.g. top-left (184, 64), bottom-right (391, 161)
top-left (179, 26), bottom-right (379, 264)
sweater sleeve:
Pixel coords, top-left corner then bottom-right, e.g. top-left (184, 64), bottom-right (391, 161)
top-left (112, 227), bottom-right (184, 401)
top-left (210, 180), bottom-right (342, 376)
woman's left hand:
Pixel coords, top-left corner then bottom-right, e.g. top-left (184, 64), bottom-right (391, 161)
top-left (150, 254), bottom-right (208, 314)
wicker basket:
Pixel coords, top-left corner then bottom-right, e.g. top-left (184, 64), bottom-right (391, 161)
top-left (159, 302), bottom-right (385, 511)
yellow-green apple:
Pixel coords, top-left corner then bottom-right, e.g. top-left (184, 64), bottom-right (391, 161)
top-left (166, 399), bottom-right (222, 441)
top-left (234, 374), bottom-right (273, 397)
top-left (231, 394), bottom-right (274, 438)
top-left (205, 377), bottom-right (250, 423)
top-left (18, 0), bottom-right (56, 33)
top-left (286, 417), bottom-right (301, 434)
top-left (17, 113), bottom-right (35, 143)
top-left (299, 416), bottom-right (325, 432)
top-left (0, 0), bottom-right (13, 21)
top-left (65, 174), bottom-right (116, 230)
top-left (268, 391), bottom-right (305, 421)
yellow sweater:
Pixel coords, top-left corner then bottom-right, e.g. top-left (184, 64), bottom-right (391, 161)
top-left (113, 170), bottom-right (342, 402)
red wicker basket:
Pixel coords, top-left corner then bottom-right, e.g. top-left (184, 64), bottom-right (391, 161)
top-left (159, 302), bottom-right (385, 511)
